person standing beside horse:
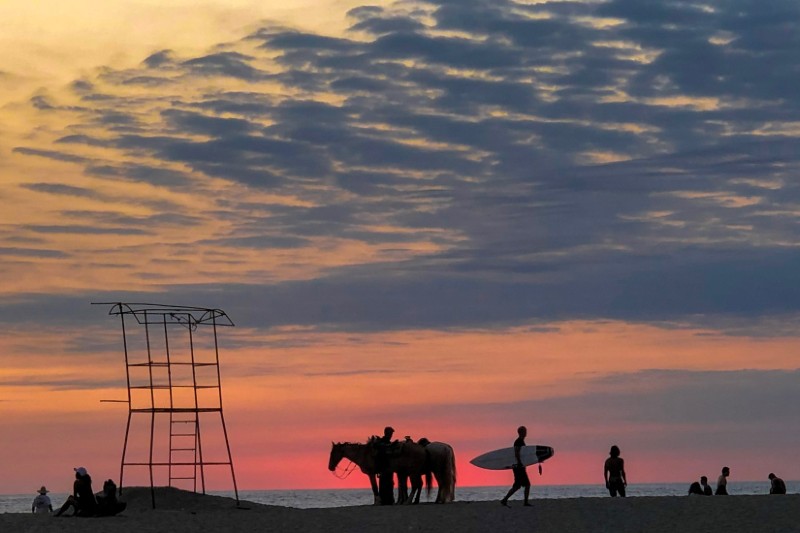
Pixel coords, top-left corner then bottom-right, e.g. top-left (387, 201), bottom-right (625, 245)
top-left (501, 426), bottom-right (532, 507)
top-left (376, 426), bottom-right (395, 505)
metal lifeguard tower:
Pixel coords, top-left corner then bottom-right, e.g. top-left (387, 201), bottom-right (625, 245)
top-left (96, 302), bottom-right (239, 508)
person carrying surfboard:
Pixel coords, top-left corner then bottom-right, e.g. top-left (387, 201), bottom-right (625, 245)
top-left (500, 426), bottom-right (531, 507)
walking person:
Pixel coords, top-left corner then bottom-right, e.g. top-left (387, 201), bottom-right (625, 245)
top-left (604, 445), bottom-right (627, 497)
top-left (500, 426), bottom-right (531, 507)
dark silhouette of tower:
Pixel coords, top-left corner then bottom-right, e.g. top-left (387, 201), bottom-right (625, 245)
top-left (96, 302), bottom-right (239, 508)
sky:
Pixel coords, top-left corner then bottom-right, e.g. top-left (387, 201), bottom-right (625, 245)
top-left (2, 0), bottom-right (800, 496)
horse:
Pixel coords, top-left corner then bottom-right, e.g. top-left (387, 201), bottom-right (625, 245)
top-left (423, 441), bottom-right (457, 503)
top-left (329, 441), bottom-right (380, 504)
top-left (329, 440), bottom-right (430, 504)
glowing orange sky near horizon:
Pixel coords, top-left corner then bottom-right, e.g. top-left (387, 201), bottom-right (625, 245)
top-left (3, 321), bottom-right (800, 495)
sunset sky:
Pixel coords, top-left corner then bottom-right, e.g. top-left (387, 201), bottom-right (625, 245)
top-left (3, 0), bottom-right (800, 496)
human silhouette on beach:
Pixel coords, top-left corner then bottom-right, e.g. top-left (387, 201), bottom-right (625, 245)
top-left (55, 467), bottom-right (98, 517)
top-left (500, 426), bottom-right (531, 507)
top-left (376, 426), bottom-right (395, 505)
top-left (769, 473), bottom-right (786, 494)
top-left (31, 486), bottom-right (52, 514)
top-left (715, 467), bottom-right (730, 495)
top-left (689, 476), bottom-right (713, 496)
top-left (604, 445), bottom-right (627, 497)
top-left (700, 476), bottom-right (713, 496)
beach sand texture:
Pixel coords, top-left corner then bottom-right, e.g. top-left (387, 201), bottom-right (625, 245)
top-left (3, 487), bottom-right (799, 533)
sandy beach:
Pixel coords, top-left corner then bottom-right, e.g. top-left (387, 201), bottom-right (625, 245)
top-left (3, 487), bottom-right (800, 533)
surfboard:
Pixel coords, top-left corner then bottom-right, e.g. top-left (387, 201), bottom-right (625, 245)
top-left (470, 445), bottom-right (554, 470)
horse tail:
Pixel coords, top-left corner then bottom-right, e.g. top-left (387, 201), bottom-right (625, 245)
top-left (448, 444), bottom-right (457, 501)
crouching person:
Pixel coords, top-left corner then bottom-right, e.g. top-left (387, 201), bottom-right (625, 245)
top-left (96, 478), bottom-right (127, 516)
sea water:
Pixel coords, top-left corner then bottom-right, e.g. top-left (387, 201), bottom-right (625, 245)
top-left (1, 482), bottom-right (795, 513)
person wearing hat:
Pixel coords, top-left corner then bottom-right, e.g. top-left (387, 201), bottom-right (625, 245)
top-left (32, 486), bottom-right (53, 514)
top-left (55, 467), bottom-right (98, 517)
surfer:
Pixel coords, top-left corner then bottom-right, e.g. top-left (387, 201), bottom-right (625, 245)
top-left (768, 473), bottom-right (786, 495)
top-left (715, 466), bottom-right (730, 495)
top-left (500, 426), bottom-right (531, 507)
top-left (603, 445), bottom-right (627, 497)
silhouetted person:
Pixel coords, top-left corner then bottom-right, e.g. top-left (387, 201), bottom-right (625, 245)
top-left (769, 473), bottom-right (786, 495)
top-left (32, 486), bottom-right (52, 514)
top-left (96, 478), bottom-right (127, 516)
top-left (604, 445), bottom-right (627, 497)
top-left (700, 476), bottom-right (713, 496)
top-left (501, 425), bottom-right (531, 507)
top-left (715, 466), bottom-right (730, 495)
top-left (688, 481), bottom-right (703, 495)
top-left (55, 467), bottom-right (97, 517)
top-left (376, 426), bottom-right (395, 505)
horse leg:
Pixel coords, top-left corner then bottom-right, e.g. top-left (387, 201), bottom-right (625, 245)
top-left (369, 474), bottom-right (380, 505)
top-left (412, 474), bottom-right (422, 504)
top-left (397, 472), bottom-right (409, 504)
top-left (433, 470), bottom-right (444, 503)
top-left (406, 474), bottom-right (421, 505)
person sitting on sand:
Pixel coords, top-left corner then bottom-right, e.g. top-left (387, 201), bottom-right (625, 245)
top-left (55, 467), bottom-right (98, 517)
top-left (501, 425), bottom-right (531, 507)
top-left (32, 486), bottom-right (53, 514)
top-left (715, 467), bottom-right (730, 495)
top-left (688, 481), bottom-right (703, 495)
top-left (769, 473), bottom-right (786, 495)
top-left (700, 476), bottom-right (713, 496)
top-left (96, 478), bottom-right (127, 516)
top-left (604, 445), bottom-right (627, 497)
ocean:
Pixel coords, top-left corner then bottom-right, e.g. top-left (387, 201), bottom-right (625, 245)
top-left (2, 482), bottom-right (794, 513)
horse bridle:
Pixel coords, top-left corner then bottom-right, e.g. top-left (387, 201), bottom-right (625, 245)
top-left (332, 459), bottom-right (358, 479)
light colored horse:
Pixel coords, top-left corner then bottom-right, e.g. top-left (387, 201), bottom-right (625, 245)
top-left (328, 440), bottom-right (431, 504)
top-left (424, 441), bottom-right (457, 503)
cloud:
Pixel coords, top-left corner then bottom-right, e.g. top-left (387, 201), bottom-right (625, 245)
top-left (0, 247), bottom-right (70, 259)
top-left (20, 183), bottom-right (98, 198)
top-left (8, 0), bottom-right (800, 335)
top-left (180, 51), bottom-right (266, 80)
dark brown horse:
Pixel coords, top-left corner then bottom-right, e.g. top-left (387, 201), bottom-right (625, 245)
top-left (328, 440), bottom-right (431, 504)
